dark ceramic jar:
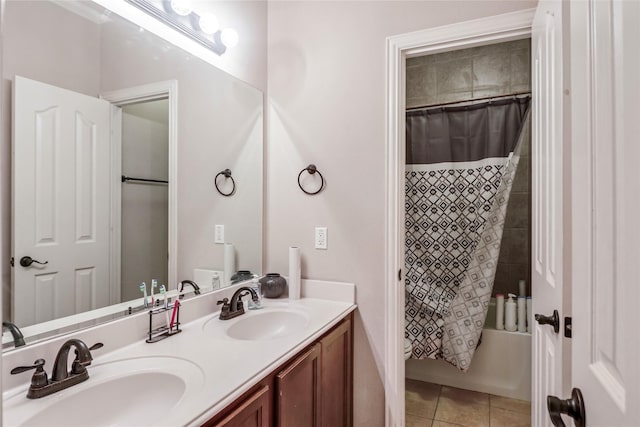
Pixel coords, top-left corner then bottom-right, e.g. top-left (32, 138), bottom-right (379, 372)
top-left (230, 270), bottom-right (256, 284)
top-left (259, 273), bottom-right (287, 298)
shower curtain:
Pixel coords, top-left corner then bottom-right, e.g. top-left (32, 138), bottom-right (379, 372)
top-left (405, 97), bottom-right (530, 371)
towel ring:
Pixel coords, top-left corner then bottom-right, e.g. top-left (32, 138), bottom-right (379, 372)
top-left (297, 164), bottom-right (324, 195)
top-left (214, 169), bottom-right (236, 196)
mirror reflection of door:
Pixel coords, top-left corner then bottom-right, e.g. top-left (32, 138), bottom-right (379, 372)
top-left (12, 76), bottom-right (112, 327)
top-left (119, 100), bottom-right (169, 301)
top-left (12, 77), bottom-right (170, 327)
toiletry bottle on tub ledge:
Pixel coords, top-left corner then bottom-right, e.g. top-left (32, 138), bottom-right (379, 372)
top-left (505, 293), bottom-right (518, 332)
top-left (496, 294), bottom-right (505, 330)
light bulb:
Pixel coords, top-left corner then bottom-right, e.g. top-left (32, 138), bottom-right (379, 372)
top-left (220, 28), bottom-right (239, 48)
top-left (170, 0), bottom-right (193, 16)
top-left (198, 14), bottom-right (219, 35)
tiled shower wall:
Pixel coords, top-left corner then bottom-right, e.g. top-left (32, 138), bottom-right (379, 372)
top-left (406, 39), bottom-right (531, 297)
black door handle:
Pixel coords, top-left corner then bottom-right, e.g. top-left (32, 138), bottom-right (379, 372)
top-left (535, 309), bottom-right (560, 333)
top-left (547, 388), bottom-right (586, 427)
top-left (19, 256), bottom-right (48, 268)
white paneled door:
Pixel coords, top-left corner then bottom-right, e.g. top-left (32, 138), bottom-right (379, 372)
top-left (12, 76), bottom-right (112, 327)
top-left (531, 1), bottom-right (565, 426)
top-left (568, 0), bottom-right (640, 425)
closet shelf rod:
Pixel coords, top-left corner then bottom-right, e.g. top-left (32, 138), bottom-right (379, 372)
top-left (121, 175), bottom-right (168, 184)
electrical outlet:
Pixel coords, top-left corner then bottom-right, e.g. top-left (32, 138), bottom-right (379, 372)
top-left (315, 227), bottom-right (328, 250)
top-left (214, 225), bottom-right (225, 244)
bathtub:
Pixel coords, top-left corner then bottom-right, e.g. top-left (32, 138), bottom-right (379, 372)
top-left (405, 298), bottom-right (531, 401)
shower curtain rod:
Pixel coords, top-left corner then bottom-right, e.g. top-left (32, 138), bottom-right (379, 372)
top-left (406, 92), bottom-right (531, 111)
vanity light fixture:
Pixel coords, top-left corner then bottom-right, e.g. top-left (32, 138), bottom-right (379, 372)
top-left (220, 28), bottom-right (239, 48)
top-left (125, 0), bottom-right (238, 55)
top-left (168, 0), bottom-right (192, 16)
top-left (198, 13), bottom-right (220, 35)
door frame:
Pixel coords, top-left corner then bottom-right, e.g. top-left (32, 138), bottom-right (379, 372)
top-left (383, 9), bottom-right (535, 426)
top-left (100, 80), bottom-right (178, 304)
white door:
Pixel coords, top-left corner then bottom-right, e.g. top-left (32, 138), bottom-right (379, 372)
top-left (12, 76), bottom-right (112, 327)
top-left (531, 1), bottom-right (565, 426)
top-left (567, 0), bottom-right (640, 425)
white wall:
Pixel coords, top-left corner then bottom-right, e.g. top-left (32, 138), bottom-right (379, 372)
top-left (266, 1), bottom-right (537, 424)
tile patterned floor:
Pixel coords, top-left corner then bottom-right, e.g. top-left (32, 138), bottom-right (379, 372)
top-left (406, 379), bottom-right (531, 427)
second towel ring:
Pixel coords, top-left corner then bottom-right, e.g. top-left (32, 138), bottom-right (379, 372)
top-left (215, 169), bottom-right (236, 196)
top-left (297, 164), bottom-right (325, 195)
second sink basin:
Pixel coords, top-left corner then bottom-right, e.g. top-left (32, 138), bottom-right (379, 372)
top-left (203, 308), bottom-right (310, 341)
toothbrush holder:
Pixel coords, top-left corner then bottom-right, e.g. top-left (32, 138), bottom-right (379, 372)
top-left (145, 302), bottom-right (181, 343)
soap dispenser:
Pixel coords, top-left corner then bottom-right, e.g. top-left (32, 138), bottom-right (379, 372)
top-left (505, 293), bottom-right (517, 332)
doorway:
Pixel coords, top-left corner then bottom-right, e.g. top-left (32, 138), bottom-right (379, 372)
top-left (101, 80), bottom-right (178, 305)
top-left (383, 9), bottom-right (536, 426)
top-left (119, 99), bottom-right (169, 301)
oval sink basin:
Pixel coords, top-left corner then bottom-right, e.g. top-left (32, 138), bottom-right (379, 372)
top-left (224, 310), bottom-right (309, 341)
top-left (4, 357), bottom-right (204, 427)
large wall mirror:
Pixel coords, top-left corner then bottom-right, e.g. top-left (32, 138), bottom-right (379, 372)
top-left (1, 0), bottom-right (263, 349)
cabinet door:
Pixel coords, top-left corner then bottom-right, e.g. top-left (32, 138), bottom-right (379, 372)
top-left (211, 384), bottom-right (272, 427)
top-left (320, 316), bottom-right (352, 427)
top-left (276, 344), bottom-right (321, 427)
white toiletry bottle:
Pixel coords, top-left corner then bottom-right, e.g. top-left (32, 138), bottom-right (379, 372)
top-left (211, 272), bottom-right (221, 290)
top-left (517, 296), bottom-right (527, 332)
top-left (505, 293), bottom-right (517, 332)
top-left (519, 279), bottom-right (526, 297)
top-left (495, 294), bottom-right (505, 330)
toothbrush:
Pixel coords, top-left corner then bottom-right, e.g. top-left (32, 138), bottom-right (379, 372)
top-left (151, 279), bottom-right (158, 306)
top-left (163, 294), bottom-right (170, 332)
top-left (170, 299), bottom-right (180, 332)
top-left (140, 282), bottom-right (148, 308)
top-left (160, 285), bottom-right (168, 309)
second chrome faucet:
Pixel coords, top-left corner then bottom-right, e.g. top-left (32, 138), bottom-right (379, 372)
top-left (217, 287), bottom-right (260, 320)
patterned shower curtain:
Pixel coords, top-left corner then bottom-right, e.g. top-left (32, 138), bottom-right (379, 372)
top-left (405, 97), bottom-right (530, 372)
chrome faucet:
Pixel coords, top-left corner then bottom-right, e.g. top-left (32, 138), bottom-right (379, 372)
top-left (3, 321), bottom-right (26, 347)
top-left (179, 280), bottom-right (201, 299)
top-left (217, 287), bottom-right (259, 320)
top-left (10, 339), bottom-right (103, 399)
top-left (52, 339), bottom-right (97, 381)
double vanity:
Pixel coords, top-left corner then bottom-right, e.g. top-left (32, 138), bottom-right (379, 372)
top-left (2, 280), bottom-right (356, 426)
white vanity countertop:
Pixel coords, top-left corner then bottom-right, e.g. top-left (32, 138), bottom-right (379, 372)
top-left (3, 280), bottom-right (356, 427)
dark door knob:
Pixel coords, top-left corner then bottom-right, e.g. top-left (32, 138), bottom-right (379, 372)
top-left (535, 309), bottom-right (560, 333)
top-left (547, 388), bottom-right (586, 427)
top-left (19, 256), bottom-right (48, 268)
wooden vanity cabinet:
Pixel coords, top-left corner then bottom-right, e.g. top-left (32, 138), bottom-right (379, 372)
top-left (275, 344), bottom-right (321, 427)
top-left (204, 313), bottom-right (353, 427)
top-left (209, 384), bottom-right (272, 427)
top-left (319, 316), bottom-right (352, 427)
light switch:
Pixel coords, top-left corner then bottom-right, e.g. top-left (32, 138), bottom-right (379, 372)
top-left (215, 225), bottom-right (225, 244)
top-left (315, 227), bottom-right (327, 250)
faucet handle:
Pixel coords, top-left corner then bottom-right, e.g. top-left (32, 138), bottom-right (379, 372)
top-left (73, 342), bottom-right (103, 359)
top-left (217, 298), bottom-right (231, 319)
top-left (11, 359), bottom-right (48, 387)
top-left (72, 342), bottom-right (103, 374)
top-left (10, 358), bottom-right (45, 375)
top-left (89, 342), bottom-right (104, 351)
